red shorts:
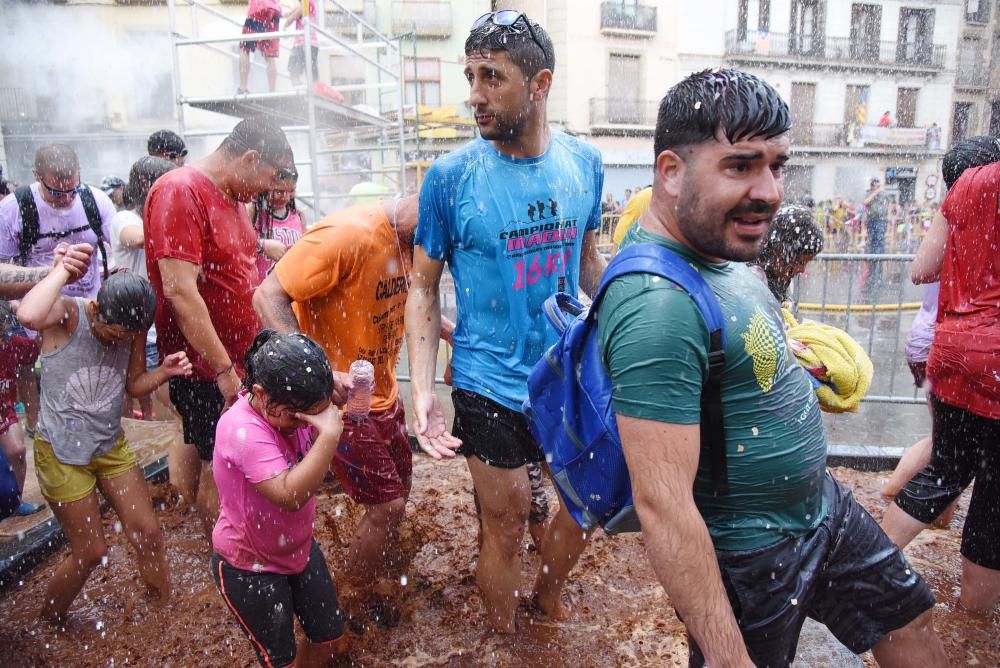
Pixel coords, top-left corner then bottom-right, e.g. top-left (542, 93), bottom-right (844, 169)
top-left (333, 399), bottom-right (412, 506)
top-left (241, 9), bottom-right (280, 58)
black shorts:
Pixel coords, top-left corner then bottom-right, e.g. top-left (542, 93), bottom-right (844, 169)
top-left (895, 393), bottom-right (1000, 569)
top-left (688, 473), bottom-right (935, 667)
top-left (169, 377), bottom-right (226, 461)
top-left (212, 541), bottom-right (344, 668)
top-left (288, 45), bottom-right (319, 80)
top-left (452, 388), bottom-right (543, 469)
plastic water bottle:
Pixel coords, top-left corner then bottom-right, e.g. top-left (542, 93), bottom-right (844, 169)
top-left (347, 360), bottom-right (375, 422)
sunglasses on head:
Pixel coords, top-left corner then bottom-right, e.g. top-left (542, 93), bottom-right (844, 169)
top-left (471, 10), bottom-right (549, 66)
top-left (166, 149), bottom-right (188, 160)
top-left (39, 177), bottom-right (80, 198)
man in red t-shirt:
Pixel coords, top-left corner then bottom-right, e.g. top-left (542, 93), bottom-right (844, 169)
top-left (145, 117), bottom-right (295, 535)
top-left (883, 137), bottom-right (1000, 614)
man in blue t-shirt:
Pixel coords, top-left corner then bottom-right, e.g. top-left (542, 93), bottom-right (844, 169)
top-left (601, 69), bottom-right (944, 667)
top-left (405, 11), bottom-right (606, 633)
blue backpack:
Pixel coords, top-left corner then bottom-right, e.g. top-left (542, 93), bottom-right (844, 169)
top-left (523, 243), bottom-right (729, 534)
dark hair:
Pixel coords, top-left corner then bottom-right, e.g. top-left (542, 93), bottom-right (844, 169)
top-left (125, 156), bottom-right (177, 213)
top-left (242, 329), bottom-right (334, 411)
top-left (96, 271), bottom-right (157, 331)
top-left (751, 205), bottom-right (825, 302)
top-left (34, 144), bottom-right (79, 177)
top-left (147, 129), bottom-right (186, 157)
top-left (654, 69), bottom-right (791, 161)
top-left (253, 178), bottom-right (300, 240)
top-left (220, 116), bottom-right (293, 166)
top-left (465, 14), bottom-right (554, 81)
top-left (0, 300), bottom-right (14, 333)
top-left (942, 135), bottom-right (1000, 189)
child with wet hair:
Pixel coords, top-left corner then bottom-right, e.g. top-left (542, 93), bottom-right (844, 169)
top-left (749, 204), bottom-right (825, 303)
top-left (16, 269), bottom-right (193, 622)
top-left (211, 329), bottom-right (346, 668)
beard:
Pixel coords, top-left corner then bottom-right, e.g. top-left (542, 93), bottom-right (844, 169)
top-left (675, 182), bottom-right (776, 262)
top-left (479, 105), bottom-right (531, 142)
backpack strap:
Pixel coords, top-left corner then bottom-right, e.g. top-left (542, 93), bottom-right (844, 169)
top-left (78, 186), bottom-right (110, 279)
top-left (14, 186), bottom-right (40, 266)
top-left (596, 243), bottom-right (730, 495)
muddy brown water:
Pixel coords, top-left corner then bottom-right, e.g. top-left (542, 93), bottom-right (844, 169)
top-left (0, 462), bottom-right (994, 667)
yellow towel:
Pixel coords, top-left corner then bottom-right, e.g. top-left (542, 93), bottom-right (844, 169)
top-left (783, 309), bottom-right (874, 413)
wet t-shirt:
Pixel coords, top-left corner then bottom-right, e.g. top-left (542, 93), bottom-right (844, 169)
top-left (213, 395), bottom-right (315, 575)
top-left (930, 162), bottom-right (1000, 419)
top-left (416, 133), bottom-right (604, 412)
top-left (0, 184), bottom-right (115, 299)
top-left (274, 203), bottom-right (408, 412)
top-left (598, 226), bottom-right (828, 552)
top-left (144, 167), bottom-right (261, 381)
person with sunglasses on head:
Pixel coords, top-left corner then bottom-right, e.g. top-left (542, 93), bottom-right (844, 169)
top-left (147, 129), bottom-right (189, 167)
top-left (144, 116), bottom-right (295, 539)
top-left (405, 10), bottom-right (607, 633)
top-left (0, 144), bottom-right (116, 437)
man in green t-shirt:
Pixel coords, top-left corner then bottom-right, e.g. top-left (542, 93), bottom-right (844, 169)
top-left (599, 69), bottom-right (946, 667)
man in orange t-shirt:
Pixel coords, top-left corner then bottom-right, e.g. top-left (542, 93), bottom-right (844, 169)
top-left (253, 195), bottom-right (452, 604)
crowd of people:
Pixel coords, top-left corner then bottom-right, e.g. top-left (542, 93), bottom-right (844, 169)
top-left (0, 9), bottom-right (997, 668)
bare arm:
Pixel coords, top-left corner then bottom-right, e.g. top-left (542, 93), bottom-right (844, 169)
top-left (254, 404), bottom-right (343, 511)
top-left (117, 223), bottom-right (145, 250)
top-left (0, 243), bottom-right (93, 299)
top-left (126, 332), bottom-right (193, 397)
top-left (158, 257), bottom-right (241, 402)
top-left (910, 210), bottom-right (947, 284)
top-left (261, 239), bottom-right (287, 262)
top-left (404, 246), bottom-right (461, 458)
top-left (253, 272), bottom-right (301, 334)
top-left (282, 5), bottom-right (303, 28)
top-left (618, 415), bottom-right (753, 668)
top-left (579, 230), bottom-right (607, 299)
top-left (863, 188), bottom-right (881, 206)
top-left (15, 263), bottom-right (74, 331)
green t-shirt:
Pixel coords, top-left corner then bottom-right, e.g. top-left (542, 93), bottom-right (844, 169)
top-left (599, 226), bottom-right (827, 552)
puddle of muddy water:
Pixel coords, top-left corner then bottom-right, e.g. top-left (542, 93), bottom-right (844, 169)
top-left (0, 462), bottom-right (993, 667)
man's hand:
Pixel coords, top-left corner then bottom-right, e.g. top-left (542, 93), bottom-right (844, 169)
top-left (412, 391), bottom-right (461, 459)
top-left (217, 366), bottom-right (241, 410)
top-left (161, 351), bottom-right (193, 378)
top-left (53, 243), bottom-right (94, 283)
top-left (331, 370), bottom-right (352, 406)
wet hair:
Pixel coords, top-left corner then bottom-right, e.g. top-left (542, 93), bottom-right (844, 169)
top-left (96, 271), bottom-right (157, 331)
top-left (653, 69), bottom-right (791, 161)
top-left (147, 129), bottom-right (186, 157)
top-left (465, 14), bottom-right (554, 81)
top-left (220, 116), bottom-right (293, 166)
top-left (125, 156), bottom-right (177, 213)
top-left (242, 329), bottom-right (334, 411)
top-left (942, 135), bottom-right (1000, 189)
top-left (751, 205), bottom-right (825, 302)
top-left (34, 144), bottom-right (79, 178)
top-left (0, 300), bottom-right (14, 334)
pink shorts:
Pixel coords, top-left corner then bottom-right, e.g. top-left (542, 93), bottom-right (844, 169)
top-left (332, 399), bottom-right (412, 506)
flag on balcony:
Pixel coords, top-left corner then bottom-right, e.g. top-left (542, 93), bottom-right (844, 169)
top-left (855, 87), bottom-right (868, 125)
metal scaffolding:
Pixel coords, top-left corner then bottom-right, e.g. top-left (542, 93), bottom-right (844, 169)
top-left (165, 0), bottom-right (406, 215)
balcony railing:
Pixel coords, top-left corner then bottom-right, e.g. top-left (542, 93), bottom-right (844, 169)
top-left (724, 30), bottom-right (946, 70)
top-left (956, 64), bottom-right (990, 88)
top-left (590, 97), bottom-right (659, 129)
top-left (392, 0), bottom-right (452, 38)
top-left (0, 88), bottom-right (31, 121)
top-left (793, 123), bottom-right (940, 150)
top-left (600, 2), bottom-right (657, 34)
top-left (325, 0), bottom-right (377, 37)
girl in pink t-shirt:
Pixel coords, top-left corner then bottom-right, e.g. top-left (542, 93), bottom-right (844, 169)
top-left (211, 329), bottom-right (345, 668)
top-left (250, 179), bottom-right (305, 283)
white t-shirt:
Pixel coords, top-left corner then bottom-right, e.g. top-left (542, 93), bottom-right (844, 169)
top-left (110, 209), bottom-right (146, 278)
top-left (0, 183), bottom-right (115, 299)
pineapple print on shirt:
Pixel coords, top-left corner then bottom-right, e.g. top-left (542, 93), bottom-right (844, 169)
top-left (741, 307), bottom-right (783, 393)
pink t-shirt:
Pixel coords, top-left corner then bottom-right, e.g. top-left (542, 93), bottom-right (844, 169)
top-left (255, 207), bottom-right (304, 282)
top-left (212, 395), bottom-right (315, 575)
